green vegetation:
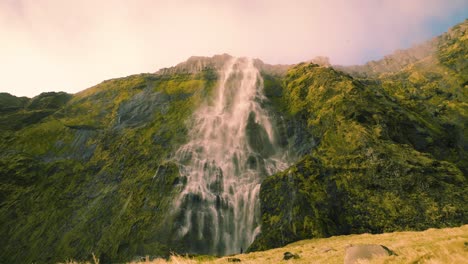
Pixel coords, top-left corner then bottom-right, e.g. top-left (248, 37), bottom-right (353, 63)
top-left (0, 92), bottom-right (72, 130)
top-left (0, 20), bottom-right (466, 264)
top-left (250, 20), bottom-right (467, 252)
top-left (0, 69), bottom-right (217, 263)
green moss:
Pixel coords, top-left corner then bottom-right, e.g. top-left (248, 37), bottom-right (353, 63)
top-left (1, 21), bottom-right (466, 262)
top-left (0, 70), bottom-right (217, 263)
top-left (249, 55), bottom-right (467, 252)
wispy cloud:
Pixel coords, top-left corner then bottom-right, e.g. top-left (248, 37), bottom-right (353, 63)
top-left (1, 0), bottom-right (467, 96)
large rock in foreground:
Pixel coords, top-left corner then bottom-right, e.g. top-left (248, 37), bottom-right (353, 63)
top-left (344, 244), bottom-right (395, 264)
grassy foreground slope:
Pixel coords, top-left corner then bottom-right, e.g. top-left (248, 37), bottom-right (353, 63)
top-left (124, 225), bottom-right (468, 264)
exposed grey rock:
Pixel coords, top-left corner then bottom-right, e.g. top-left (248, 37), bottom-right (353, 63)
top-left (157, 54), bottom-right (232, 75)
top-left (254, 59), bottom-right (293, 76)
top-left (115, 90), bottom-right (171, 129)
top-left (246, 112), bottom-right (275, 157)
top-left (310, 56), bottom-right (331, 67)
top-left (344, 244), bottom-right (395, 264)
top-left (157, 53), bottom-right (292, 77)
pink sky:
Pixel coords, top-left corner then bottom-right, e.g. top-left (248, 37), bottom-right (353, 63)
top-left (1, 0), bottom-right (467, 97)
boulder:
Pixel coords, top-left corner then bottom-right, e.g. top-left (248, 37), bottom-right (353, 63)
top-left (344, 244), bottom-right (396, 264)
top-left (283, 252), bottom-right (300, 260)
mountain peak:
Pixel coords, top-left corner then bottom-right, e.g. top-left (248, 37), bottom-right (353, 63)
top-left (156, 54), bottom-right (233, 75)
top-left (157, 53), bottom-right (293, 76)
top-left (336, 19), bottom-right (468, 77)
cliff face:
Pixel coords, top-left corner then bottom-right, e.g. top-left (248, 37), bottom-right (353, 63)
top-left (0, 70), bottom-right (219, 263)
top-left (249, 20), bottom-right (467, 251)
top-left (0, 20), bottom-right (466, 263)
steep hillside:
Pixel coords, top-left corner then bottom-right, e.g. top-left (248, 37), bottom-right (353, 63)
top-left (0, 69), bottom-right (219, 263)
top-left (250, 20), bottom-right (467, 251)
top-left (0, 54), bottom-right (293, 263)
top-left (0, 20), bottom-right (466, 264)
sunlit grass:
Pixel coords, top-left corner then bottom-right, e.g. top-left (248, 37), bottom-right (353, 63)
top-left (124, 225), bottom-right (467, 264)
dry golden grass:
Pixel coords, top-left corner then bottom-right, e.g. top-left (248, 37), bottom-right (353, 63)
top-left (68, 225), bottom-right (468, 264)
top-left (58, 252), bottom-right (100, 264)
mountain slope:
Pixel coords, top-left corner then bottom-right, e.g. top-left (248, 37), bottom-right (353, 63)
top-left (249, 20), bottom-right (467, 251)
top-left (0, 70), bottom-right (219, 263)
top-left (335, 19), bottom-right (467, 79)
top-left (0, 20), bottom-right (466, 264)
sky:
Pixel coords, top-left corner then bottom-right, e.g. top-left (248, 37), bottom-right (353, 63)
top-left (1, 0), bottom-right (467, 97)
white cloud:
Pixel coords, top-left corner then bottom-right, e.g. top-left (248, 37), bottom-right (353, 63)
top-left (0, 0), bottom-right (466, 96)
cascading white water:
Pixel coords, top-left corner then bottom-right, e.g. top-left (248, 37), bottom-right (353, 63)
top-left (174, 57), bottom-right (287, 255)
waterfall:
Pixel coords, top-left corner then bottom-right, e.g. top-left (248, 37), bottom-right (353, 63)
top-left (174, 57), bottom-right (287, 255)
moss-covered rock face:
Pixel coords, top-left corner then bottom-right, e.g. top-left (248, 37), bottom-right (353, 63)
top-left (1, 20), bottom-right (466, 263)
top-left (249, 20), bottom-right (467, 252)
top-left (0, 68), bottom-right (219, 263)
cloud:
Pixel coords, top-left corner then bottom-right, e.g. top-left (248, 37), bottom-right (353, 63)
top-left (1, 0), bottom-right (467, 96)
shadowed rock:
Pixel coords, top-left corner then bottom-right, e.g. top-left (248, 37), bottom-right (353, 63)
top-left (283, 251), bottom-right (300, 260)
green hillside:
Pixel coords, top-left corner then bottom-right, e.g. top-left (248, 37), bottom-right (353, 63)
top-left (0, 20), bottom-right (466, 264)
top-left (250, 20), bottom-right (467, 251)
top-left (0, 70), bottom-right (218, 263)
